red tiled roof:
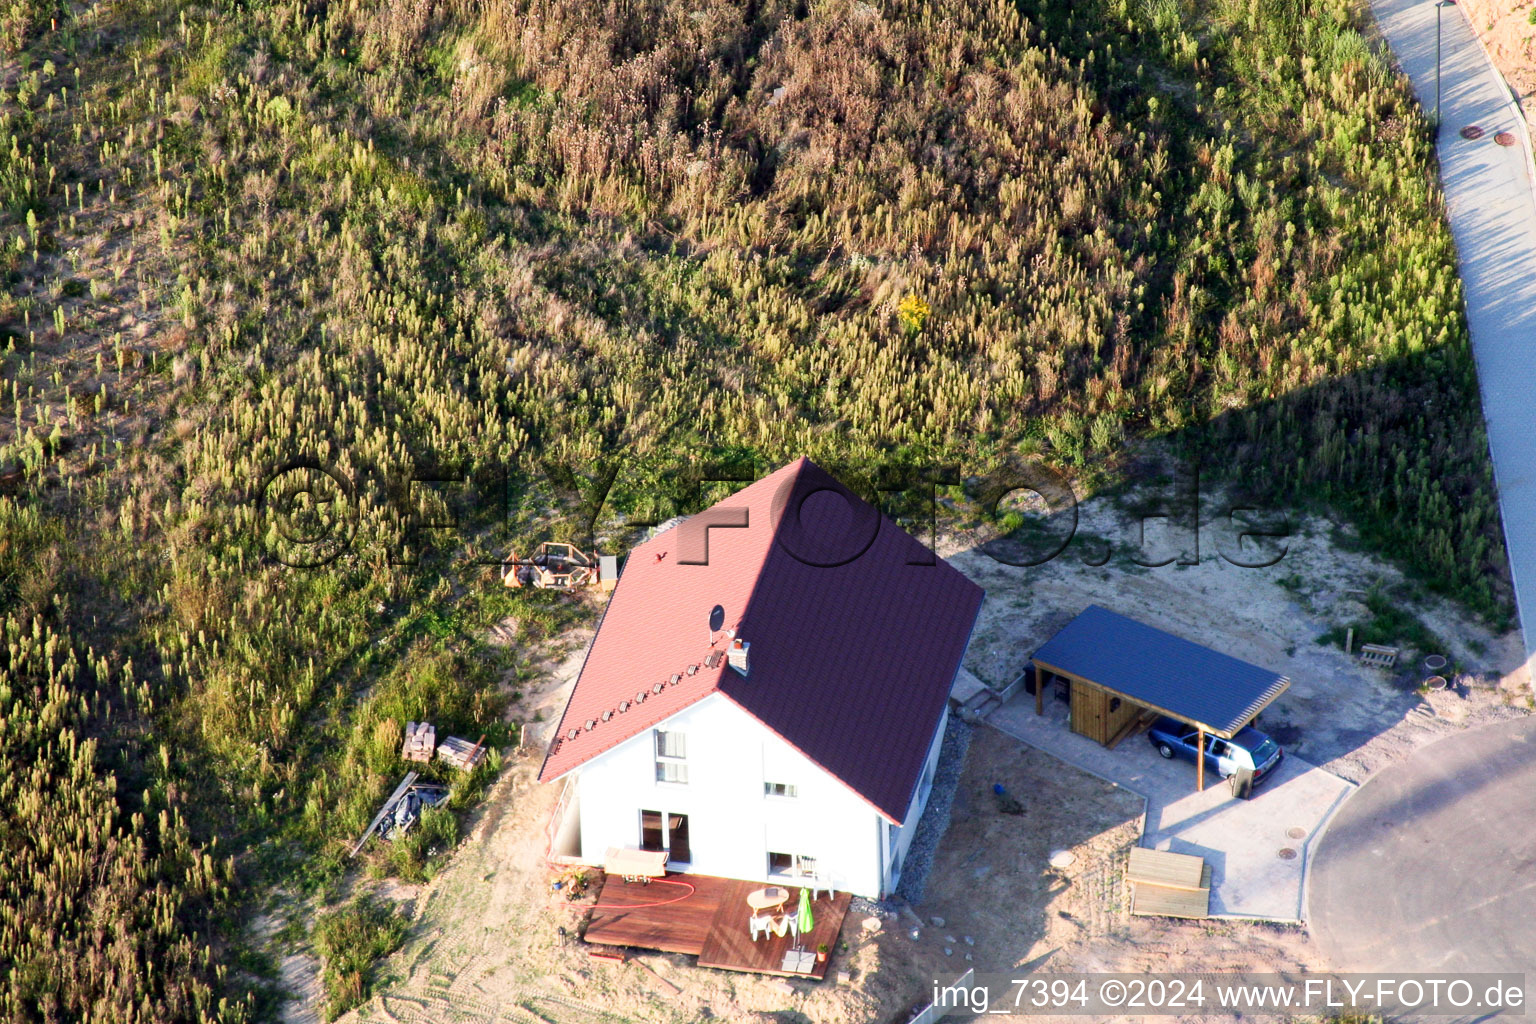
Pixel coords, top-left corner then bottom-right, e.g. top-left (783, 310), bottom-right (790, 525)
top-left (536, 458), bottom-right (985, 823)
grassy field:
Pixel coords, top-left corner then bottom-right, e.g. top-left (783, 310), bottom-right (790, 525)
top-left (0, 0), bottom-right (1509, 1018)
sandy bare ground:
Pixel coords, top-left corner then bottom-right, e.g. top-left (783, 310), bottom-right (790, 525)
top-left (308, 479), bottom-right (1525, 1023)
top-left (328, 724), bottom-right (1322, 1024)
top-left (947, 480), bottom-right (1529, 786)
top-left (502, 623), bottom-right (594, 752)
top-left (897, 726), bottom-right (1323, 981)
top-left (336, 752), bottom-right (910, 1024)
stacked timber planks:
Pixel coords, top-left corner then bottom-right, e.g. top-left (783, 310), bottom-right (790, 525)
top-left (1127, 847), bottom-right (1211, 919)
top-left (401, 721), bottom-right (436, 762)
top-left (437, 734), bottom-right (487, 771)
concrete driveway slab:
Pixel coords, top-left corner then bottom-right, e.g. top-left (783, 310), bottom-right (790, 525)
top-left (988, 693), bottom-right (1352, 921)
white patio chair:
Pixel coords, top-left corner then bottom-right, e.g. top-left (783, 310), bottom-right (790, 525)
top-left (768, 914), bottom-right (791, 938)
top-left (748, 914), bottom-right (773, 940)
top-left (803, 875), bottom-right (832, 901)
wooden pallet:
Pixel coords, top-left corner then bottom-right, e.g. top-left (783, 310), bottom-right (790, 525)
top-left (437, 734), bottom-right (487, 771)
top-left (402, 721), bottom-right (436, 762)
top-left (1128, 849), bottom-right (1212, 919)
top-left (1131, 870), bottom-right (1212, 919)
top-left (1359, 644), bottom-right (1400, 669)
top-left (1127, 847), bottom-right (1206, 890)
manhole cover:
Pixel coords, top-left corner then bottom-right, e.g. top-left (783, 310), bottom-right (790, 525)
top-left (1278, 848), bottom-right (1298, 860)
top-left (1495, 131), bottom-right (1517, 147)
top-left (1461, 125), bottom-right (1485, 140)
top-left (1286, 827), bottom-right (1307, 840)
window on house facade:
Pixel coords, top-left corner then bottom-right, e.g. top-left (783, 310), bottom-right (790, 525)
top-left (763, 781), bottom-right (798, 798)
top-left (640, 809), bottom-right (665, 851)
top-left (639, 809), bottom-right (691, 863)
top-left (767, 851), bottom-right (816, 877)
top-left (654, 729), bottom-right (688, 783)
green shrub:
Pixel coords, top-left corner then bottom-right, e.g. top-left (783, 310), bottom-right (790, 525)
top-left (312, 896), bottom-right (407, 1021)
top-left (383, 806), bottom-right (460, 883)
top-left (1316, 588), bottom-right (1447, 655)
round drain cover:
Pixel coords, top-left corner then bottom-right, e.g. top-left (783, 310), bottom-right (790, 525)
top-left (1461, 125), bottom-right (1485, 140)
top-left (1495, 131), bottom-right (1517, 147)
top-left (1278, 847), bottom-right (1298, 860)
top-left (1287, 827), bottom-right (1306, 840)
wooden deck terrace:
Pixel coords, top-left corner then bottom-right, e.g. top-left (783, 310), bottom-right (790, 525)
top-left (581, 872), bottom-right (852, 979)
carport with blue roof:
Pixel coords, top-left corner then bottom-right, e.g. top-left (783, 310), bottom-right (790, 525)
top-left (1031, 605), bottom-right (1291, 792)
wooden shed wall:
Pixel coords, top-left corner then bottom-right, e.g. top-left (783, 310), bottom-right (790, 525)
top-left (1103, 684), bottom-right (1142, 742)
top-left (1069, 679), bottom-right (1142, 746)
top-left (1069, 678), bottom-right (1106, 743)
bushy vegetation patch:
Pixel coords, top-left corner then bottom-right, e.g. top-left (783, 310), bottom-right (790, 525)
top-left (312, 896), bottom-right (406, 1021)
top-left (0, 0), bottom-right (1509, 1018)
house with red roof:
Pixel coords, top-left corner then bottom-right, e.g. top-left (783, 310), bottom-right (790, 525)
top-left (538, 457), bottom-right (985, 899)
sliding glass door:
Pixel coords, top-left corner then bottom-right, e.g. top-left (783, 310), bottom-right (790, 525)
top-left (638, 809), bottom-right (691, 865)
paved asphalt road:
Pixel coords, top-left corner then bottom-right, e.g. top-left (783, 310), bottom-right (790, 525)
top-left (1369, 0), bottom-right (1536, 675)
top-left (1309, 716), bottom-right (1536, 975)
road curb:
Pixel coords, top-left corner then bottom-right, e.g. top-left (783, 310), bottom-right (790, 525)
top-left (1447, 2), bottom-right (1536, 212)
top-left (1295, 775), bottom-right (1358, 926)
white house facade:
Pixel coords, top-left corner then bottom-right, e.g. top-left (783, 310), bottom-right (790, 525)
top-left (563, 692), bottom-right (949, 899)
